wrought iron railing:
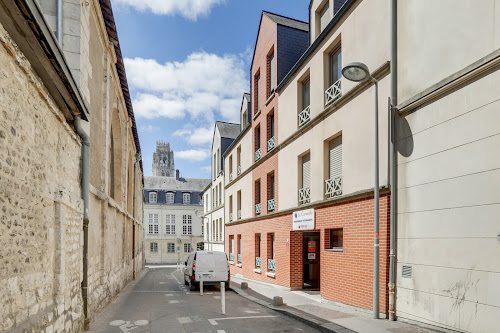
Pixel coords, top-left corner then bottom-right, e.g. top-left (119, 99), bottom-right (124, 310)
top-left (237, 210), bottom-right (242, 219)
top-left (325, 176), bottom-right (342, 197)
top-left (298, 106), bottom-right (310, 127)
top-left (298, 187), bottom-right (311, 205)
top-left (267, 136), bottom-right (275, 152)
top-left (268, 198), bottom-right (275, 212)
top-left (256, 257), bottom-right (261, 268)
top-left (268, 259), bottom-right (275, 271)
top-left (229, 173), bottom-right (233, 182)
top-left (229, 253), bottom-right (234, 262)
top-left (255, 203), bottom-right (261, 215)
top-left (325, 78), bottom-right (342, 105)
top-left (237, 165), bottom-right (242, 175)
top-left (255, 148), bottom-right (261, 161)
top-left (237, 254), bottom-right (242, 263)
top-left (229, 213), bottom-right (233, 221)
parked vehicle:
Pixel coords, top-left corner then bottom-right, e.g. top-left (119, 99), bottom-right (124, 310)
top-left (184, 251), bottom-right (230, 291)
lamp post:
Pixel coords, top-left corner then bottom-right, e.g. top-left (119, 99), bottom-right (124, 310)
top-left (342, 62), bottom-right (380, 319)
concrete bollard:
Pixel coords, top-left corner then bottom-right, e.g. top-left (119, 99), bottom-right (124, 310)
top-left (220, 282), bottom-right (226, 315)
top-left (200, 277), bottom-right (204, 296)
top-left (272, 296), bottom-right (283, 306)
top-left (241, 282), bottom-right (248, 290)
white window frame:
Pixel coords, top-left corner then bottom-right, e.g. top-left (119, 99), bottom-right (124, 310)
top-left (166, 214), bottom-right (176, 235)
top-left (184, 243), bottom-right (191, 253)
top-left (150, 242), bottom-right (158, 253)
top-left (149, 214), bottom-right (159, 234)
top-left (149, 191), bottom-right (157, 203)
top-left (183, 192), bottom-right (191, 204)
top-left (166, 192), bottom-right (174, 204)
top-left (167, 243), bottom-right (175, 253)
top-left (183, 215), bottom-right (192, 235)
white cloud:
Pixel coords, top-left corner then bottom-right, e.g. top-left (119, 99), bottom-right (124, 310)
top-left (200, 166), bottom-right (211, 173)
top-left (175, 149), bottom-right (211, 162)
top-left (125, 51), bottom-right (248, 123)
top-left (173, 127), bottom-right (213, 146)
top-left (139, 124), bottom-right (160, 132)
top-left (113, 0), bottom-right (224, 20)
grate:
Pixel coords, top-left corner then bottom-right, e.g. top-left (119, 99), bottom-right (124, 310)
top-left (402, 265), bottom-right (412, 278)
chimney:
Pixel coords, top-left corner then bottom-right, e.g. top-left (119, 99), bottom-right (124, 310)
top-left (176, 169), bottom-right (179, 180)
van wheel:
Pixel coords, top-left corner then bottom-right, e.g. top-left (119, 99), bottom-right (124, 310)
top-left (189, 277), bottom-right (196, 291)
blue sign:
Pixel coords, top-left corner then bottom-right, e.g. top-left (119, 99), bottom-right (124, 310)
top-left (177, 246), bottom-right (181, 251)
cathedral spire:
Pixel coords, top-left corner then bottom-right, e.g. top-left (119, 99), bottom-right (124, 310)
top-left (152, 141), bottom-right (175, 177)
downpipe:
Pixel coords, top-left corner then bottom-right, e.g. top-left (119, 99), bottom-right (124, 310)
top-left (132, 153), bottom-right (141, 279)
top-left (56, 0), bottom-right (63, 43)
top-left (74, 115), bottom-right (90, 329)
top-left (389, 0), bottom-right (397, 321)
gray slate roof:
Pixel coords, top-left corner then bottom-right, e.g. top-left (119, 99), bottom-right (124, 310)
top-left (263, 11), bottom-right (309, 32)
top-left (216, 121), bottom-right (240, 139)
top-left (144, 176), bottom-right (210, 192)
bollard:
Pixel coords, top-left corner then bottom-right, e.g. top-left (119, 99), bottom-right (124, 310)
top-left (241, 282), bottom-right (248, 290)
top-left (220, 281), bottom-right (226, 315)
top-left (200, 277), bottom-right (204, 296)
top-left (272, 296), bottom-right (283, 306)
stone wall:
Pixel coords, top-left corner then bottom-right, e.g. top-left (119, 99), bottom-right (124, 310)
top-left (0, 22), bottom-right (84, 332)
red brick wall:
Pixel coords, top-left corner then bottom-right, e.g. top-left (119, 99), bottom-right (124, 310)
top-left (225, 193), bottom-right (391, 314)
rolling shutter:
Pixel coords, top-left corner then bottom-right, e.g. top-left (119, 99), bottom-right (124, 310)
top-left (329, 137), bottom-right (342, 179)
top-left (302, 153), bottom-right (311, 189)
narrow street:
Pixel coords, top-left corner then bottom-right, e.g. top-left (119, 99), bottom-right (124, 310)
top-left (89, 267), bottom-right (320, 333)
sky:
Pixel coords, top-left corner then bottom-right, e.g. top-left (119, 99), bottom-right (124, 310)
top-left (111, 0), bottom-right (309, 178)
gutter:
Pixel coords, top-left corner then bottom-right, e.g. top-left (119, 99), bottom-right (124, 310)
top-left (56, 0), bottom-right (62, 43)
top-left (74, 115), bottom-right (90, 329)
top-left (388, 0), bottom-right (397, 321)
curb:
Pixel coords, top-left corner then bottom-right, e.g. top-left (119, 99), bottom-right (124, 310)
top-left (230, 286), bottom-right (350, 333)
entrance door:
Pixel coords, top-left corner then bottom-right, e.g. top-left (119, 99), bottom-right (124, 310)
top-left (303, 232), bottom-right (320, 289)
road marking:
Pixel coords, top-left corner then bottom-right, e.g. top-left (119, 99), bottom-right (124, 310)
top-left (109, 320), bottom-right (149, 332)
top-left (244, 310), bottom-right (260, 314)
top-left (208, 316), bottom-right (277, 326)
top-left (169, 300), bottom-right (180, 304)
top-left (177, 317), bottom-right (193, 324)
top-left (217, 330), bottom-right (226, 333)
top-left (165, 294), bottom-right (174, 296)
top-left (213, 296), bottom-right (221, 299)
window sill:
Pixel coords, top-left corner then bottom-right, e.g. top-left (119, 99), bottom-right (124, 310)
top-left (253, 110), bottom-right (261, 120)
top-left (236, 263), bottom-right (242, 268)
top-left (253, 268), bottom-right (262, 274)
top-left (265, 272), bottom-right (275, 278)
top-left (265, 91), bottom-right (275, 106)
top-left (325, 248), bottom-right (343, 252)
top-left (229, 261), bottom-right (234, 265)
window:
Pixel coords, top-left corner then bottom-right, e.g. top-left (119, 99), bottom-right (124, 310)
top-left (213, 153), bottom-right (217, 180)
top-left (229, 235), bottom-right (234, 262)
top-left (201, 223), bottom-right (204, 235)
top-left (166, 192), bottom-right (174, 204)
top-left (326, 136), bottom-right (343, 197)
top-left (255, 180), bottom-right (261, 215)
top-left (166, 215), bottom-right (175, 235)
top-left (255, 234), bottom-right (261, 268)
top-left (167, 243), bottom-right (175, 253)
top-left (212, 220), bottom-right (216, 241)
top-left (150, 242), bottom-right (158, 253)
top-left (237, 191), bottom-right (242, 219)
top-left (267, 233), bottom-right (275, 272)
top-left (268, 52), bottom-right (274, 96)
top-left (242, 111), bottom-right (247, 127)
top-left (255, 125), bottom-right (261, 161)
top-left (149, 214), bottom-right (158, 234)
top-left (205, 194), bottom-right (208, 211)
top-left (299, 153), bottom-right (311, 204)
top-left (184, 243), bottom-right (191, 253)
top-left (237, 146), bottom-right (241, 174)
top-left (254, 72), bottom-right (261, 114)
top-left (219, 219), bottom-right (223, 241)
top-left (149, 192), bottom-right (157, 203)
top-left (329, 48), bottom-right (342, 86)
top-left (319, 1), bottom-right (331, 33)
top-left (302, 78), bottom-right (310, 110)
top-left (229, 195), bottom-right (233, 221)
top-left (183, 193), bottom-right (191, 204)
top-left (218, 186), bottom-right (222, 206)
top-left (237, 235), bottom-right (242, 263)
top-left (183, 215), bottom-right (192, 235)
top-left (329, 228), bottom-right (343, 249)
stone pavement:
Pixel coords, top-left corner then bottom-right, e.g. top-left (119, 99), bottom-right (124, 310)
top-left (230, 275), bottom-right (437, 333)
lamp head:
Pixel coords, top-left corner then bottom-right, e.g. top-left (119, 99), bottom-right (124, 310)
top-left (342, 62), bottom-right (371, 82)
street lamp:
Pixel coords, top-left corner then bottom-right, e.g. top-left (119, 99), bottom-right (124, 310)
top-left (342, 62), bottom-right (380, 319)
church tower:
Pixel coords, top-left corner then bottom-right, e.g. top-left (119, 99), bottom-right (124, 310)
top-left (152, 141), bottom-right (175, 177)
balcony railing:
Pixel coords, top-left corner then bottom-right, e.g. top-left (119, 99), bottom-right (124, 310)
top-left (267, 136), bottom-right (275, 152)
top-left (237, 254), bottom-right (242, 263)
top-left (268, 259), bottom-right (275, 271)
top-left (268, 198), bottom-right (275, 212)
top-left (325, 78), bottom-right (342, 105)
top-left (298, 187), bottom-right (311, 205)
top-left (237, 210), bottom-right (242, 219)
top-left (229, 213), bottom-right (233, 221)
top-left (229, 253), bottom-right (234, 262)
top-left (298, 106), bottom-right (310, 127)
top-left (255, 148), bottom-right (261, 161)
top-left (325, 176), bottom-right (343, 198)
top-left (256, 257), bottom-right (261, 268)
top-left (255, 203), bottom-right (261, 215)
top-left (237, 165), bottom-right (242, 175)
top-left (229, 173), bottom-right (233, 182)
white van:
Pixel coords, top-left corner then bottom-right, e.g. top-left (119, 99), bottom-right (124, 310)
top-left (184, 251), bottom-right (230, 291)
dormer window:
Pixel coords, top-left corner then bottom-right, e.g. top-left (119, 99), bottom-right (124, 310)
top-left (149, 191), bottom-right (157, 203)
top-left (183, 193), bottom-right (191, 204)
top-left (166, 192), bottom-right (174, 204)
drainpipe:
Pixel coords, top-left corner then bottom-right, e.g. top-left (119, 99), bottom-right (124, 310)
top-left (74, 115), bottom-right (90, 329)
top-left (56, 0), bottom-right (63, 43)
top-left (132, 154), bottom-right (141, 279)
top-left (388, 0), bottom-right (397, 321)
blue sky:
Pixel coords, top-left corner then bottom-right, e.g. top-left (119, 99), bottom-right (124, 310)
top-left (112, 0), bottom-right (309, 178)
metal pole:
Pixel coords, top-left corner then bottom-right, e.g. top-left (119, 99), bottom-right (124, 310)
top-left (388, 0), bottom-right (398, 321)
top-left (220, 282), bottom-right (226, 315)
top-left (373, 80), bottom-right (380, 319)
top-left (56, 0), bottom-right (63, 43)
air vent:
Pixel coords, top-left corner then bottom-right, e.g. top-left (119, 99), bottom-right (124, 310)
top-left (402, 265), bottom-right (412, 278)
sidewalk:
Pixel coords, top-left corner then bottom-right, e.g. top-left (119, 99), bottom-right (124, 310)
top-left (230, 275), bottom-right (435, 333)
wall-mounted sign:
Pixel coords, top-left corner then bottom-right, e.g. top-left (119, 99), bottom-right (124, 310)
top-left (308, 241), bottom-right (316, 253)
top-left (308, 253), bottom-right (316, 260)
top-left (292, 208), bottom-right (315, 231)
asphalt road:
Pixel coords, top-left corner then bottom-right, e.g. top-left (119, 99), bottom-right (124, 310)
top-left (89, 266), bottom-right (320, 333)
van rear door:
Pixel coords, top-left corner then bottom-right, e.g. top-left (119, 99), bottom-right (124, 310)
top-left (195, 252), bottom-right (216, 282)
top-left (214, 252), bottom-right (228, 282)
